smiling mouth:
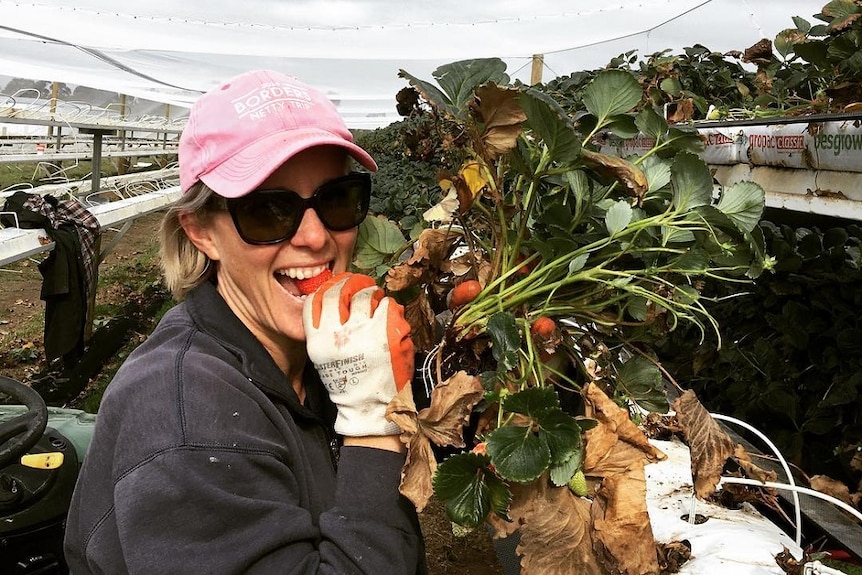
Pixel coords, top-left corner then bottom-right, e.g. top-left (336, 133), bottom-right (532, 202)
top-left (274, 264), bottom-right (330, 297)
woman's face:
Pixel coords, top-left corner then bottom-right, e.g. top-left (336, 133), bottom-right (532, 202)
top-left (186, 146), bottom-right (357, 354)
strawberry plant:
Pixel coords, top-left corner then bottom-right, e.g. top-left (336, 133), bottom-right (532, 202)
top-left (369, 57), bottom-right (771, 573)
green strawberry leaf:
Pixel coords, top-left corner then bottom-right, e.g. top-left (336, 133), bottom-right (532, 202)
top-left (487, 425), bottom-right (551, 483)
top-left (487, 311), bottom-right (521, 371)
top-left (433, 452), bottom-right (512, 527)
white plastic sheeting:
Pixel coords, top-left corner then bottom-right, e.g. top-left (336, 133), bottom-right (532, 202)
top-left (0, 0), bottom-right (826, 128)
top-left (645, 439), bottom-right (805, 575)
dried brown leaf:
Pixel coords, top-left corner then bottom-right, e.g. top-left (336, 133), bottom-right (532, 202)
top-left (474, 82), bottom-right (527, 161)
top-left (386, 385), bottom-right (436, 511)
top-left (408, 228), bottom-right (462, 268)
top-left (579, 149), bottom-right (648, 204)
top-left (656, 540), bottom-right (692, 573)
top-left (582, 383), bottom-right (666, 475)
top-left (403, 292), bottom-right (437, 353)
top-left (672, 390), bottom-right (735, 499)
top-left (489, 478), bottom-right (603, 575)
top-left (823, 0), bottom-right (862, 32)
top-left (590, 463), bottom-right (661, 575)
top-left (419, 371), bottom-right (484, 447)
top-left (742, 38), bottom-right (774, 65)
top-left (810, 474), bottom-right (855, 506)
top-left (385, 264), bottom-right (425, 292)
top-left (666, 98), bottom-right (695, 123)
top-left (732, 444), bottom-right (777, 484)
top-left (386, 372), bottom-right (484, 511)
top-left (385, 227), bottom-right (462, 292)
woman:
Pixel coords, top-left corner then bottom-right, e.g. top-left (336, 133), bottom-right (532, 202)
top-left (64, 70), bottom-right (424, 574)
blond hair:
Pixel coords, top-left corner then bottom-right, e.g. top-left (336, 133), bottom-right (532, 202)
top-left (159, 181), bottom-right (222, 300)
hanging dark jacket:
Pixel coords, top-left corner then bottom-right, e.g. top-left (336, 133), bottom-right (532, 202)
top-left (1, 191), bottom-right (100, 363)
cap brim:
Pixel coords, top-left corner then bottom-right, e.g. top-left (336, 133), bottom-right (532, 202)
top-left (200, 128), bottom-right (377, 198)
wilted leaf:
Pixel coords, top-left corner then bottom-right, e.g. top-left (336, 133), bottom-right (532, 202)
top-left (580, 149), bottom-right (648, 204)
top-left (412, 228), bottom-right (462, 266)
top-left (582, 383), bottom-right (666, 475)
top-left (775, 28), bottom-right (808, 57)
top-left (474, 83), bottom-right (526, 160)
top-left (387, 372), bottom-right (485, 511)
top-left (386, 265), bottom-right (425, 292)
top-left (742, 38), bottom-right (774, 65)
top-left (490, 478), bottom-right (603, 575)
top-left (822, 0), bottom-right (862, 32)
top-left (419, 371), bottom-right (485, 447)
top-left (657, 541), bottom-right (692, 573)
top-left (386, 385), bottom-right (436, 511)
top-left (403, 292), bottom-right (437, 352)
top-left (456, 161), bottom-right (490, 212)
top-left (398, 58), bottom-right (509, 120)
top-left (672, 390), bottom-right (736, 498)
top-left (810, 474), bottom-right (855, 505)
top-left (666, 98), bottom-right (695, 123)
top-left (423, 185), bottom-right (459, 223)
top-left (590, 464), bottom-right (660, 575)
top-left (732, 444), bottom-right (777, 484)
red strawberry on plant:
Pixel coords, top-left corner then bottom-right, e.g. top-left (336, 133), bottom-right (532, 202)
top-left (471, 442), bottom-right (496, 473)
top-left (530, 316), bottom-right (556, 338)
top-left (295, 269), bottom-right (333, 295)
top-left (448, 279), bottom-right (482, 310)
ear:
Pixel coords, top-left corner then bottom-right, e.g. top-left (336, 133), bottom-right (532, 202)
top-left (179, 211), bottom-right (221, 261)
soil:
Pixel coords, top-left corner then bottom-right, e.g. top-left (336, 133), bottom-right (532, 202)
top-left (0, 211), bottom-right (507, 574)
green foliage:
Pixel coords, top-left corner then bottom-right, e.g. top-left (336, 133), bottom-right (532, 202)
top-left (352, 1), bottom-right (862, 525)
top-left (655, 218), bottom-right (862, 485)
top-left (353, 118), bottom-right (441, 236)
top-left (8, 342), bottom-right (40, 363)
top-left (374, 57), bottom-right (769, 527)
top-left (539, 4), bottom-right (862, 122)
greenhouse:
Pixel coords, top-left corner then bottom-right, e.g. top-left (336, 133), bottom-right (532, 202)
top-left (1, 1), bottom-right (860, 574)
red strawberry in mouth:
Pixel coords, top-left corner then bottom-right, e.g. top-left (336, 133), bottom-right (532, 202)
top-left (295, 268), bottom-right (333, 295)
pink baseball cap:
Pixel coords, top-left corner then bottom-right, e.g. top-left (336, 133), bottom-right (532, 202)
top-left (179, 69), bottom-right (377, 197)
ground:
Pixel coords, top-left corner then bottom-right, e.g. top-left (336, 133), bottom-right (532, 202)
top-left (0, 211), bottom-right (506, 574)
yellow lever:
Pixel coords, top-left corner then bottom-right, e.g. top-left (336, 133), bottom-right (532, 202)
top-left (20, 452), bottom-right (65, 469)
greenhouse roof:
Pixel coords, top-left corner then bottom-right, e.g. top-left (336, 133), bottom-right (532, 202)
top-left (0, 0), bottom-right (826, 128)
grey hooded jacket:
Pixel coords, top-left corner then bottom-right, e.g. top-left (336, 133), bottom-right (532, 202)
top-left (64, 281), bottom-right (424, 574)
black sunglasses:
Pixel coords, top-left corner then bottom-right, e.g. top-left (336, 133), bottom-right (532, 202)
top-left (225, 172), bottom-right (371, 245)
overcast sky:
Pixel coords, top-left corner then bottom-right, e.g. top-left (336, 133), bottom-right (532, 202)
top-left (0, 0), bottom-right (830, 127)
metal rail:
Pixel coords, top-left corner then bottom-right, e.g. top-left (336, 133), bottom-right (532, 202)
top-left (0, 187), bottom-right (181, 267)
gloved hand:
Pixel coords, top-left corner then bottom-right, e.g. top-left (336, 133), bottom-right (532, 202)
top-left (302, 272), bottom-right (415, 436)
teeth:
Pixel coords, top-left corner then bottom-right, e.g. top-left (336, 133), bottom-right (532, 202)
top-left (276, 264), bottom-right (328, 280)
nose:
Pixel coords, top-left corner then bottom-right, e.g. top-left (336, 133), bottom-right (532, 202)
top-left (289, 207), bottom-right (329, 250)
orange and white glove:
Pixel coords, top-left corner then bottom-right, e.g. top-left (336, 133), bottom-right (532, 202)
top-left (302, 272), bottom-right (414, 436)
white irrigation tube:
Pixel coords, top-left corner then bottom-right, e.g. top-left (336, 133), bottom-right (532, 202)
top-left (804, 560), bottom-right (850, 575)
top-left (718, 476), bottom-right (862, 526)
top-left (711, 412), bottom-right (803, 547)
